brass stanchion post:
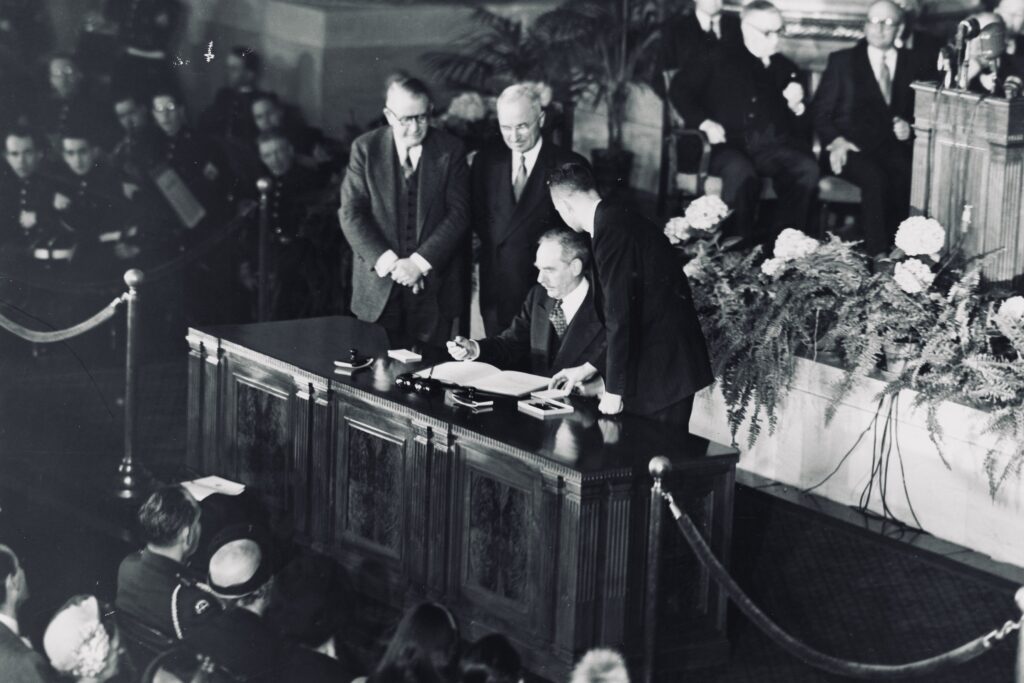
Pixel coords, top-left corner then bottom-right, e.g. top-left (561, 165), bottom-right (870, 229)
top-left (1015, 587), bottom-right (1024, 682)
top-left (256, 177), bottom-right (271, 322)
top-left (116, 269), bottom-right (146, 498)
top-left (645, 456), bottom-right (672, 683)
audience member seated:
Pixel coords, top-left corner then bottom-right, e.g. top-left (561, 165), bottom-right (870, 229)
top-left (199, 46), bottom-right (264, 144)
top-left (267, 554), bottom-right (365, 680)
top-left (139, 645), bottom-right (236, 683)
top-left (0, 544), bottom-right (53, 683)
top-left (111, 90), bottom-right (155, 182)
top-left (812, 0), bottom-right (928, 253)
top-left (251, 92), bottom-right (342, 182)
top-left (43, 595), bottom-right (126, 683)
top-left (146, 89), bottom-right (236, 226)
top-left (52, 122), bottom-right (142, 264)
top-left (187, 524), bottom-right (345, 682)
top-left (568, 648), bottom-right (630, 683)
top-left (116, 486), bottom-right (221, 646)
top-left (27, 54), bottom-right (117, 152)
top-left (458, 634), bottom-right (523, 683)
top-left (239, 129), bottom-right (325, 320)
top-left (0, 126), bottom-right (57, 251)
top-left (669, 0), bottom-right (818, 241)
top-left (359, 602), bottom-right (461, 683)
top-left (448, 228), bottom-right (605, 389)
top-left (661, 0), bottom-right (741, 89)
top-left (998, 0), bottom-right (1024, 54)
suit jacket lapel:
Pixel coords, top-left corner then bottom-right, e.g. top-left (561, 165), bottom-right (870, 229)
top-left (552, 283), bottom-right (602, 370)
top-left (891, 48), bottom-right (912, 114)
top-left (416, 131), bottom-right (444, 240)
top-left (372, 129), bottom-right (398, 239)
top-left (855, 42), bottom-right (889, 111)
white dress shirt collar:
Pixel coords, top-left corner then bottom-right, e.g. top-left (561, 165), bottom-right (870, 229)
top-left (0, 612), bottom-right (20, 636)
top-left (392, 134), bottom-right (423, 171)
top-left (511, 138), bottom-right (543, 185)
top-left (557, 277), bottom-right (590, 326)
top-left (695, 8), bottom-right (718, 33)
top-left (866, 45), bottom-right (898, 82)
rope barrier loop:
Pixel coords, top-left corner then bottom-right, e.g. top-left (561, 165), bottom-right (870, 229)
top-left (0, 292), bottom-right (127, 343)
top-left (646, 456), bottom-right (1021, 680)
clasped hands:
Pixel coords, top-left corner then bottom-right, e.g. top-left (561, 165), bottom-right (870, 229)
top-left (385, 258), bottom-right (425, 294)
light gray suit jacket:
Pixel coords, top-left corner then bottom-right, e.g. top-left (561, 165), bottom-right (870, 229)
top-left (339, 126), bottom-right (470, 324)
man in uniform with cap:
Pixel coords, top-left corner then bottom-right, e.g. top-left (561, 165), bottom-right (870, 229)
top-left (0, 127), bottom-right (56, 250)
top-left (188, 524), bottom-right (346, 682)
top-left (116, 485), bottom-right (221, 643)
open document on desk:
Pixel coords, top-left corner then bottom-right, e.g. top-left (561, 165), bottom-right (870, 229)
top-left (415, 362), bottom-right (550, 398)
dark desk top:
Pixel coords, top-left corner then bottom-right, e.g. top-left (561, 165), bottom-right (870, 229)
top-left (191, 316), bottom-right (738, 478)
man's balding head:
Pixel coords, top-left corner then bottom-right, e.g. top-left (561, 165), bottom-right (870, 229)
top-left (865, 0), bottom-right (904, 50)
top-left (741, 1), bottom-right (784, 59)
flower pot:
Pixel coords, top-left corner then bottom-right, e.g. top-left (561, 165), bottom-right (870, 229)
top-left (882, 340), bottom-right (918, 379)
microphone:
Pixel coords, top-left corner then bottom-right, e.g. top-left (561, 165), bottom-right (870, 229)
top-left (1004, 74), bottom-right (1022, 99)
top-left (976, 22), bottom-right (1007, 63)
top-left (955, 17), bottom-right (983, 89)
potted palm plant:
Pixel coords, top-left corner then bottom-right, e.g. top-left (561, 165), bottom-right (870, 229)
top-left (534, 0), bottom-right (662, 194)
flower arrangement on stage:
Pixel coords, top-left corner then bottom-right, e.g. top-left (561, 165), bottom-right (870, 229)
top-left (439, 91), bottom-right (499, 151)
top-left (680, 209), bottom-right (1024, 494)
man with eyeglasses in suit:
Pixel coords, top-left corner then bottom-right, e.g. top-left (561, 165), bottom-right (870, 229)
top-left (812, 0), bottom-right (931, 253)
top-left (669, 0), bottom-right (818, 242)
top-left (340, 74), bottom-right (469, 347)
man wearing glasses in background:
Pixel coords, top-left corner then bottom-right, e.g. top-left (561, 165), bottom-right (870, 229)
top-left (471, 83), bottom-right (587, 336)
top-left (669, 0), bottom-right (818, 242)
top-left (340, 74), bottom-right (469, 346)
top-left (812, 1), bottom-right (929, 254)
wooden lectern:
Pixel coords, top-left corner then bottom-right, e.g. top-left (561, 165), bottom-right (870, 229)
top-left (911, 82), bottom-right (1024, 283)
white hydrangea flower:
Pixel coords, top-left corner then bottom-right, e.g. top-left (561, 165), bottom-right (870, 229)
top-left (684, 195), bottom-right (730, 230)
top-left (894, 216), bottom-right (946, 257)
top-left (664, 216), bottom-right (691, 245)
top-left (446, 92), bottom-right (487, 122)
top-left (893, 258), bottom-right (935, 294)
top-left (997, 296), bottom-right (1024, 323)
top-left (773, 228), bottom-right (819, 261)
top-left (683, 259), bottom-right (703, 280)
top-left (761, 257), bottom-right (784, 277)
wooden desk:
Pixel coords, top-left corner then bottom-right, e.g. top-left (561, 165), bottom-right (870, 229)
top-left (186, 316), bottom-right (738, 681)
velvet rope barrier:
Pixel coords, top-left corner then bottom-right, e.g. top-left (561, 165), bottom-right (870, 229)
top-left (645, 456), bottom-right (1024, 681)
top-left (0, 293), bottom-right (126, 343)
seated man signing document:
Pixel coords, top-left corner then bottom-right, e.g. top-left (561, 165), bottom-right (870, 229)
top-left (447, 228), bottom-right (605, 394)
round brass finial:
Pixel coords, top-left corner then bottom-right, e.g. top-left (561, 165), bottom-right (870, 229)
top-left (649, 456), bottom-right (672, 479)
top-left (123, 269), bottom-right (144, 288)
top-left (256, 177), bottom-right (271, 193)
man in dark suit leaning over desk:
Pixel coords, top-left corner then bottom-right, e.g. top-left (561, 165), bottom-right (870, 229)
top-left (447, 228), bottom-right (605, 391)
top-left (340, 74), bottom-right (470, 347)
top-left (546, 162), bottom-right (714, 427)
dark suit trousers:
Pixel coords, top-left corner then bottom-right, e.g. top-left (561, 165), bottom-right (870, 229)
top-left (375, 283), bottom-right (452, 348)
top-left (710, 144), bottom-right (819, 239)
top-left (642, 394), bottom-right (695, 431)
top-left (838, 148), bottom-right (912, 254)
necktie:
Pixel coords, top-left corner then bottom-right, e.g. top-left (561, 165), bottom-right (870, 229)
top-left (710, 16), bottom-right (721, 40)
top-left (513, 154), bottom-right (528, 202)
top-left (878, 55), bottom-right (893, 106)
top-left (402, 150), bottom-right (415, 180)
top-left (549, 299), bottom-right (567, 338)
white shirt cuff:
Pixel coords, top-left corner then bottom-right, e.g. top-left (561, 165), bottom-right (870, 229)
top-left (374, 250), bottom-right (398, 277)
top-left (410, 252), bottom-right (432, 275)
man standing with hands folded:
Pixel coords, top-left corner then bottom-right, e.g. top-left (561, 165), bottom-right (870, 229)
top-left (545, 163), bottom-right (713, 425)
top-left (340, 74), bottom-right (469, 346)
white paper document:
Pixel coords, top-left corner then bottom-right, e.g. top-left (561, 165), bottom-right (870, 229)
top-left (181, 475), bottom-right (246, 501)
top-left (415, 362), bottom-right (549, 398)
